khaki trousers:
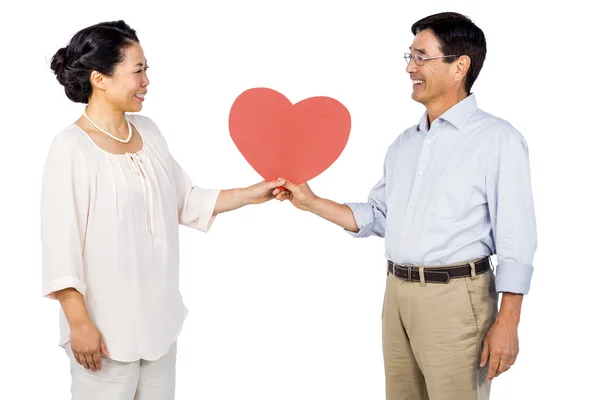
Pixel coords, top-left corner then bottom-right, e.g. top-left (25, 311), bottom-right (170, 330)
top-left (382, 263), bottom-right (498, 400)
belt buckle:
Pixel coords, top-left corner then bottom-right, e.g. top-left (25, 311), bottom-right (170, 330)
top-left (394, 264), bottom-right (413, 282)
top-left (392, 264), bottom-right (405, 279)
top-left (392, 263), bottom-right (415, 282)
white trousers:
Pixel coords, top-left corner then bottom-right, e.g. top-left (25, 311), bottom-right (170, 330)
top-left (65, 341), bottom-right (177, 400)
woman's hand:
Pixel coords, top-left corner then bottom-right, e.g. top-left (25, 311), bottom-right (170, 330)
top-left (69, 319), bottom-right (110, 372)
top-left (54, 288), bottom-right (110, 372)
top-left (244, 178), bottom-right (287, 205)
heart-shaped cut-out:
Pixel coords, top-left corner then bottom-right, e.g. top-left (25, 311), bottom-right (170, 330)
top-left (229, 87), bottom-right (351, 184)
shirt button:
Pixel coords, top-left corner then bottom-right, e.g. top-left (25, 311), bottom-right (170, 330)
top-left (418, 170), bottom-right (424, 176)
top-left (410, 202), bottom-right (415, 208)
top-left (401, 235), bottom-right (406, 239)
top-left (427, 139), bottom-right (432, 145)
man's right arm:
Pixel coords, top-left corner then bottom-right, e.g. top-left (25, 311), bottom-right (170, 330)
top-left (304, 196), bottom-right (359, 232)
top-left (275, 160), bottom-right (388, 237)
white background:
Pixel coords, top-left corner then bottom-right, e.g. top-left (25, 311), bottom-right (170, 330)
top-left (1, 0), bottom-right (598, 399)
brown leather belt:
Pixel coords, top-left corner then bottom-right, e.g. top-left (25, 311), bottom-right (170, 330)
top-left (387, 257), bottom-right (491, 283)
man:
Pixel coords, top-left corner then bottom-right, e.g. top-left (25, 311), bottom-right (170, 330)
top-left (273, 12), bottom-right (537, 400)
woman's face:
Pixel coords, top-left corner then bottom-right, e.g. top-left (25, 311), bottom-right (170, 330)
top-left (101, 42), bottom-right (149, 112)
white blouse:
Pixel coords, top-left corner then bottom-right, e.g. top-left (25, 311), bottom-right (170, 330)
top-left (41, 114), bottom-right (221, 362)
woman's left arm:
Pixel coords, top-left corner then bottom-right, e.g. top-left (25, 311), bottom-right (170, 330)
top-left (213, 179), bottom-right (285, 215)
top-left (169, 154), bottom-right (283, 231)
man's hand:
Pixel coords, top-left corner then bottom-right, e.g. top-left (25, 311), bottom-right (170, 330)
top-left (480, 292), bottom-right (522, 381)
top-left (272, 179), bottom-right (359, 232)
top-left (272, 180), bottom-right (318, 211)
top-left (69, 319), bottom-right (110, 372)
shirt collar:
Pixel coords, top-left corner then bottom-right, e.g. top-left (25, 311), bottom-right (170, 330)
top-left (417, 94), bottom-right (479, 132)
top-left (417, 112), bottom-right (429, 133)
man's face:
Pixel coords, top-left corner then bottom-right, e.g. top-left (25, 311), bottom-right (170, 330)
top-left (406, 29), bottom-right (457, 106)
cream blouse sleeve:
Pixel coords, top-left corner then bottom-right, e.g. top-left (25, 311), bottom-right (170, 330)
top-left (170, 155), bottom-right (221, 233)
top-left (40, 133), bottom-right (89, 299)
top-left (133, 114), bottom-right (222, 233)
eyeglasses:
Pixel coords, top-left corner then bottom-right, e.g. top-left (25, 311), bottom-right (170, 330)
top-left (404, 52), bottom-right (458, 66)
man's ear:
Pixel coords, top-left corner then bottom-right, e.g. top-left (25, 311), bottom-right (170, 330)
top-left (453, 55), bottom-right (471, 83)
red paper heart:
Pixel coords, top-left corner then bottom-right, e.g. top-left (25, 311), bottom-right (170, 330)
top-left (229, 88), bottom-right (351, 184)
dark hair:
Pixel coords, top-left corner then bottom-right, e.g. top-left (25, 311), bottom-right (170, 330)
top-left (411, 12), bottom-right (486, 94)
top-left (50, 20), bottom-right (139, 103)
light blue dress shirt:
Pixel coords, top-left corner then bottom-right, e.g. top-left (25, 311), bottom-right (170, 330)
top-left (346, 94), bottom-right (537, 294)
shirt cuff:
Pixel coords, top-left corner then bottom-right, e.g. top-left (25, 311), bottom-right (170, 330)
top-left (344, 202), bottom-right (374, 238)
top-left (494, 261), bottom-right (534, 294)
top-left (43, 276), bottom-right (86, 299)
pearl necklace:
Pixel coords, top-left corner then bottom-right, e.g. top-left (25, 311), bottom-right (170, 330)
top-left (83, 106), bottom-right (132, 143)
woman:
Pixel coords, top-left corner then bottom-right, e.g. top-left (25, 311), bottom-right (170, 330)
top-left (42, 20), bottom-right (284, 399)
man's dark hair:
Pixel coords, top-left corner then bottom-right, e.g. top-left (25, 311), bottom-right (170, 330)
top-left (412, 12), bottom-right (486, 93)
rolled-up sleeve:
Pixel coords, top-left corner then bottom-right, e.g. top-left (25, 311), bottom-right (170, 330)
top-left (170, 157), bottom-right (221, 233)
top-left (344, 159), bottom-right (388, 238)
top-left (41, 136), bottom-right (89, 299)
top-left (487, 131), bottom-right (537, 294)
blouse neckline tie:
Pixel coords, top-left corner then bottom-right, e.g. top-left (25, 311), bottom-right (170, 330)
top-left (126, 152), bottom-right (155, 235)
